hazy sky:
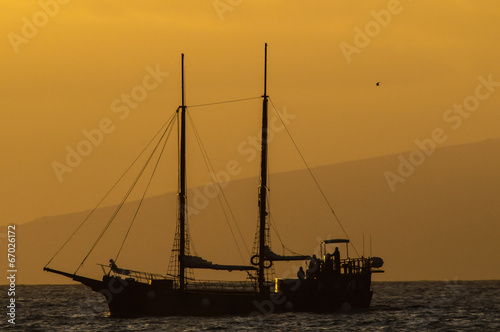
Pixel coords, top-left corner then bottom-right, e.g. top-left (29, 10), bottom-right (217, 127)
top-left (2, 1), bottom-right (500, 226)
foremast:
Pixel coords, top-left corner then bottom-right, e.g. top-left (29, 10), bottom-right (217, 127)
top-left (258, 43), bottom-right (269, 294)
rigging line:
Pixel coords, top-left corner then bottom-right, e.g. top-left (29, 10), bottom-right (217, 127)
top-left (75, 115), bottom-right (176, 274)
top-left (185, 214), bottom-right (197, 256)
top-left (44, 111), bottom-right (177, 269)
top-left (265, 134), bottom-right (306, 257)
top-left (187, 112), bottom-right (248, 261)
top-left (265, 170), bottom-right (306, 257)
top-left (269, 213), bottom-right (308, 256)
top-left (268, 98), bottom-right (359, 257)
top-left (185, 203), bottom-right (200, 260)
top-left (114, 114), bottom-right (176, 262)
top-left (267, 211), bottom-right (283, 253)
top-left (266, 191), bottom-right (291, 255)
top-left (187, 96), bottom-right (261, 108)
top-left (76, 122), bottom-right (172, 273)
top-left (187, 112), bottom-right (251, 262)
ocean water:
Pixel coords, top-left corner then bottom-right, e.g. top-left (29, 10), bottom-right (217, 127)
top-left (2, 281), bottom-right (499, 331)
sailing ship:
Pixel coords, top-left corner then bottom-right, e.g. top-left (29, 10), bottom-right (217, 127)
top-left (44, 44), bottom-right (384, 316)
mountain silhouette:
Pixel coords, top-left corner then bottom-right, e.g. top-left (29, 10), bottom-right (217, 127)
top-left (10, 139), bottom-right (500, 285)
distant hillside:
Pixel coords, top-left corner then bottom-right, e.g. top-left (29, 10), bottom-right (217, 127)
top-left (9, 139), bottom-right (500, 285)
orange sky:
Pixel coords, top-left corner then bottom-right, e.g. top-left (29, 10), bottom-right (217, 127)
top-left (1, 1), bottom-right (500, 226)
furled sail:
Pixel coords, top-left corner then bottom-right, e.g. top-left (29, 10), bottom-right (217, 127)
top-left (263, 246), bottom-right (310, 261)
top-left (183, 255), bottom-right (256, 271)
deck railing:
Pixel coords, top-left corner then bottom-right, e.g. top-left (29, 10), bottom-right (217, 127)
top-left (98, 264), bottom-right (169, 284)
top-left (186, 279), bottom-right (258, 292)
top-left (98, 258), bottom-right (376, 290)
top-left (340, 257), bottom-right (371, 275)
top-left (98, 264), bottom-right (262, 291)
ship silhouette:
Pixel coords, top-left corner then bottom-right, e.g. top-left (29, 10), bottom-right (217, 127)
top-left (44, 44), bottom-right (384, 316)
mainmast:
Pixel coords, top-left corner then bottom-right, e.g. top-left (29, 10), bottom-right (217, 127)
top-left (179, 53), bottom-right (187, 291)
top-left (258, 43), bottom-right (269, 294)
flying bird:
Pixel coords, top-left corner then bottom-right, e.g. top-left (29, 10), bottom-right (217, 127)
top-left (376, 82), bottom-right (380, 86)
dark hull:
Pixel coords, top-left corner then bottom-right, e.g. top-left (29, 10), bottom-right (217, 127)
top-left (44, 261), bottom-right (375, 316)
top-left (91, 275), bottom-right (372, 317)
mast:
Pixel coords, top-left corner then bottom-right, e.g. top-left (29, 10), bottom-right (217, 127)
top-left (258, 43), bottom-right (269, 294)
top-left (179, 53), bottom-right (187, 291)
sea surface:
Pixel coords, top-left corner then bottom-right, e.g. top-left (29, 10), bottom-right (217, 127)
top-left (2, 281), bottom-right (499, 331)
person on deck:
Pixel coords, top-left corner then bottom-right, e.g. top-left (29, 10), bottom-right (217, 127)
top-left (297, 266), bottom-right (305, 280)
top-left (307, 255), bottom-right (320, 279)
top-left (109, 259), bottom-right (118, 271)
top-left (333, 247), bottom-right (341, 273)
top-left (109, 259), bottom-right (130, 275)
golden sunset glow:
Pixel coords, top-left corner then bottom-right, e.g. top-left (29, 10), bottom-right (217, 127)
top-left (2, 1), bottom-right (499, 284)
